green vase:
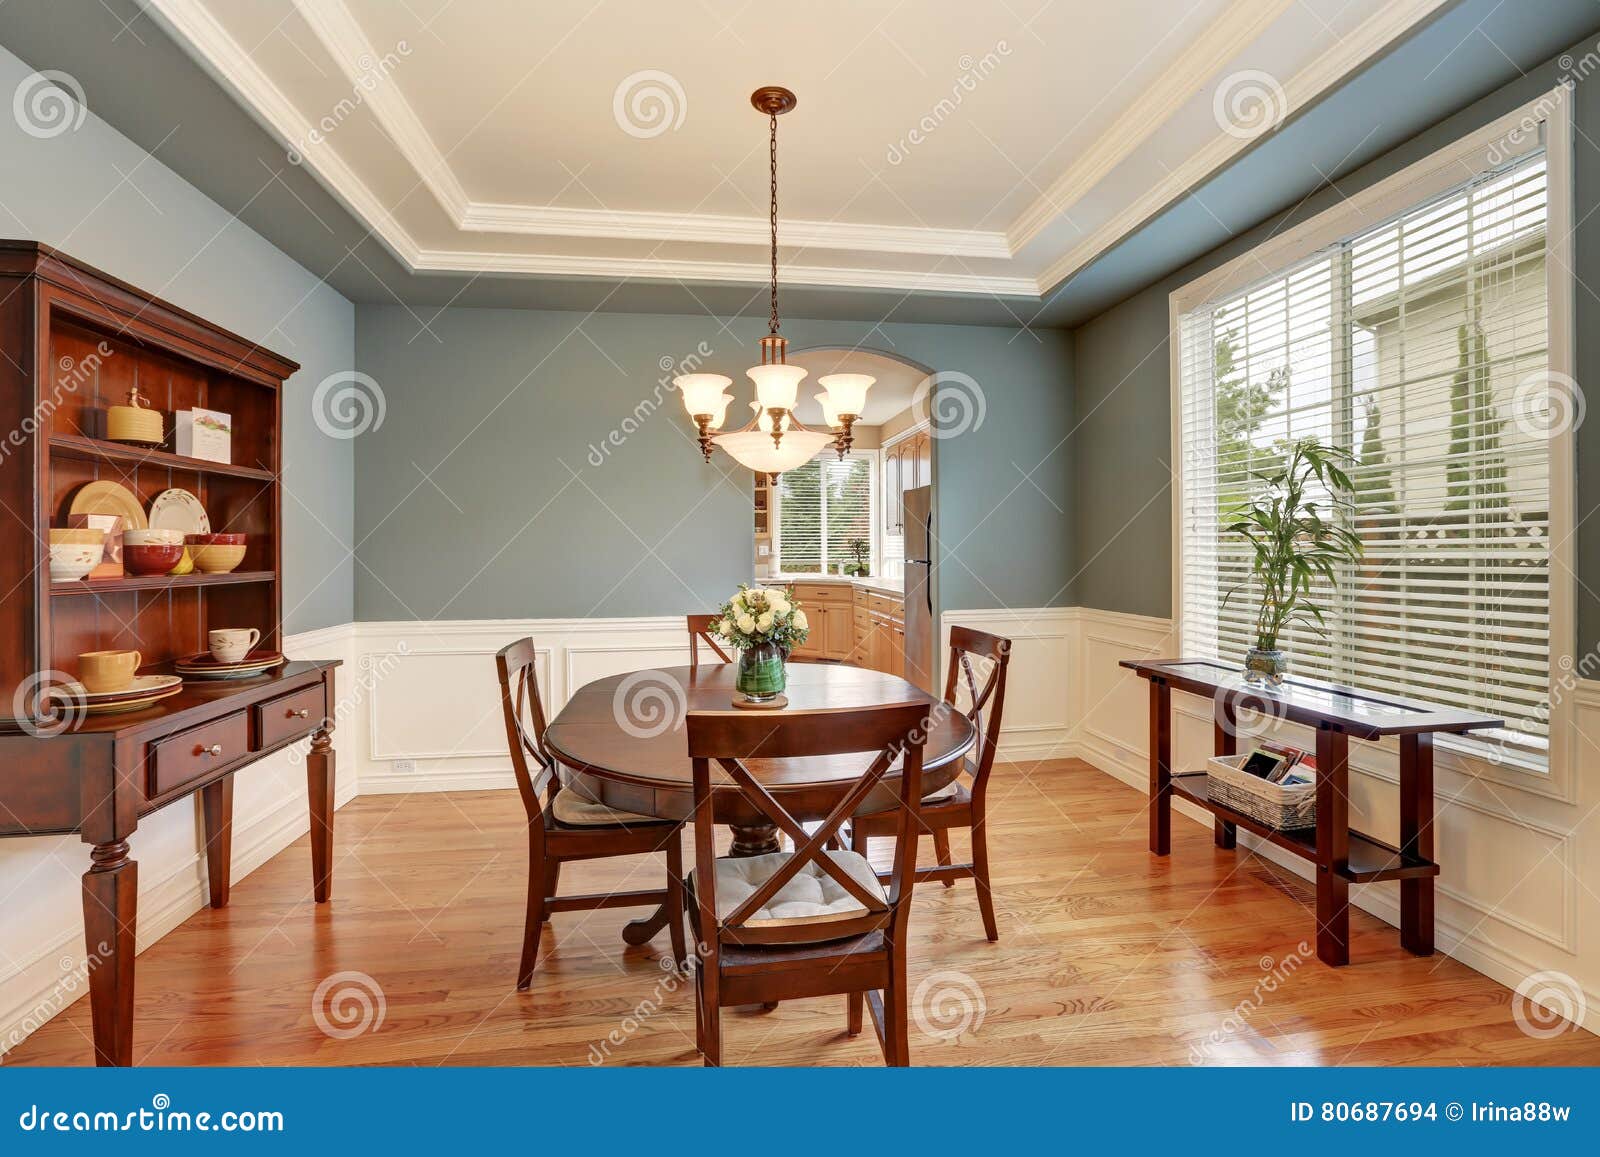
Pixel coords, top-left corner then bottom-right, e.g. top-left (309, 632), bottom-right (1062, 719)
top-left (736, 642), bottom-right (786, 702)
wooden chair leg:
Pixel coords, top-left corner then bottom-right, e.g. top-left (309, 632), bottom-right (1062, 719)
top-left (846, 990), bottom-right (864, 1037)
top-left (541, 860), bottom-right (561, 923)
top-left (518, 840), bottom-right (550, 991)
top-left (970, 820), bottom-right (999, 942)
top-left (932, 830), bottom-right (955, 888)
top-left (665, 833), bottom-right (688, 971)
top-left (883, 973), bottom-right (909, 1067)
top-left (700, 962), bottom-right (722, 1067)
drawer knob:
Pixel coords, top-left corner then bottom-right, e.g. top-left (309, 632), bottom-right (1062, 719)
top-left (290, 708), bottom-right (310, 719)
top-left (199, 743), bottom-right (223, 757)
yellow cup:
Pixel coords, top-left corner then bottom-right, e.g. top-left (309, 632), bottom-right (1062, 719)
top-left (78, 650), bottom-right (142, 694)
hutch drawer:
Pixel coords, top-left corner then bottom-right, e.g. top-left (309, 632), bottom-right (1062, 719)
top-left (147, 711), bottom-right (250, 798)
top-left (254, 683), bottom-right (326, 750)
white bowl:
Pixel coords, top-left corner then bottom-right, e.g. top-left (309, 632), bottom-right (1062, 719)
top-left (49, 541), bottom-right (104, 582)
top-left (123, 528), bottom-right (185, 547)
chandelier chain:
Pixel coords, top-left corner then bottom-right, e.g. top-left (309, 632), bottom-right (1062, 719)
top-left (769, 112), bottom-right (780, 335)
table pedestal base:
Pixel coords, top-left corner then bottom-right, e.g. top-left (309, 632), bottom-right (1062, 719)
top-left (728, 822), bottom-right (781, 858)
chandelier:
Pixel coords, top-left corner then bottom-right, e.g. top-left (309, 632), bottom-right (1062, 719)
top-left (677, 86), bottom-right (872, 474)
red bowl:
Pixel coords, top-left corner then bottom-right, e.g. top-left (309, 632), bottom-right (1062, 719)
top-left (125, 543), bottom-right (185, 575)
top-left (185, 533), bottom-right (246, 545)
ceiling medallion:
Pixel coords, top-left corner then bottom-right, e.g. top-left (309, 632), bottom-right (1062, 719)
top-left (677, 86), bottom-right (873, 474)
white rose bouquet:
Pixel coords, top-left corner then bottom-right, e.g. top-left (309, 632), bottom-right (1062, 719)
top-left (712, 584), bottom-right (809, 653)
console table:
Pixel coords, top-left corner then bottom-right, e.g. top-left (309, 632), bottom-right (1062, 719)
top-left (1119, 658), bottom-right (1502, 966)
top-left (0, 241), bottom-right (339, 1064)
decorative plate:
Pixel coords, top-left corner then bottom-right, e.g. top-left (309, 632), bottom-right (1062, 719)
top-left (174, 651), bottom-right (285, 679)
top-left (148, 488), bottom-right (210, 535)
top-left (51, 674), bottom-right (183, 710)
top-left (68, 481), bottom-right (148, 531)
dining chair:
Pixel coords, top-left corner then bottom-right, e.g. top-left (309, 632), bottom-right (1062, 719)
top-left (684, 701), bottom-right (931, 1066)
top-left (686, 613), bottom-right (732, 668)
top-left (495, 638), bottom-right (688, 989)
top-left (848, 625), bottom-right (1011, 941)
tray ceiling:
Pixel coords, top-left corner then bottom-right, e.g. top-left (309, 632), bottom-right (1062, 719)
top-left (143, 0), bottom-right (1450, 300)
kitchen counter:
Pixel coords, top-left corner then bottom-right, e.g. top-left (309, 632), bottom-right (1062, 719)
top-left (754, 575), bottom-right (904, 599)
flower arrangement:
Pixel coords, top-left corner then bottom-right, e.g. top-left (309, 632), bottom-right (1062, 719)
top-left (712, 584), bottom-right (809, 653)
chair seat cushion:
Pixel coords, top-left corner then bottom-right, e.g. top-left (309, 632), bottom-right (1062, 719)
top-left (549, 789), bottom-right (667, 827)
top-left (697, 850), bottom-right (886, 928)
top-left (922, 778), bottom-right (963, 802)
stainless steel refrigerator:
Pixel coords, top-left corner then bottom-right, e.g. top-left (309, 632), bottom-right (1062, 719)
top-left (902, 485), bottom-right (935, 693)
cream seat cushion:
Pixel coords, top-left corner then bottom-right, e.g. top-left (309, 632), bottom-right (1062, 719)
top-left (922, 778), bottom-right (962, 802)
top-left (699, 850), bottom-right (886, 927)
top-left (550, 789), bottom-right (665, 827)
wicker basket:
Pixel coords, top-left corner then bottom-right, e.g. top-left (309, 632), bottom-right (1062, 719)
top-left (1206, 754), bottom-right (1316, 830)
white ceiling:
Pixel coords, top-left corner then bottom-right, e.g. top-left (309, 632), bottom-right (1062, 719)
top-left (145, 0), bottom-right (1450, 299)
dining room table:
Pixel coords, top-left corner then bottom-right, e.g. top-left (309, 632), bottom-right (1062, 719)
top-left (541, 659), bottom-right (976, 946)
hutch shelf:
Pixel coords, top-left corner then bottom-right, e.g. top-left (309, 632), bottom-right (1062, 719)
top-left (0, 241), bottom-right (340, 1066)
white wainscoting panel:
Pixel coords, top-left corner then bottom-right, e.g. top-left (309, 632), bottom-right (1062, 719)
top-left (355, 617), bottom-right (690, 794)
top-left (941, 607), bottom-right (1079, 763)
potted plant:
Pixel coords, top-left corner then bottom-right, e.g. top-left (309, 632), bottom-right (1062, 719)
top-left (1223, 438), bottom-right (1362, 685)
top-left (712, 585), bottom-right (810, 704)
top-left (843, 537), bottom-right (870, 578)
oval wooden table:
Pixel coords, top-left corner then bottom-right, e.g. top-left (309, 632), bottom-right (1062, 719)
top-left (543, 661), bottom-right (976, 945)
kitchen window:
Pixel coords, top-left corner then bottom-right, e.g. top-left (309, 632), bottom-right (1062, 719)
top-left (1172, 91), bottom-right (1573, 773)
top-left (774, 450), bottom-right (877, 576)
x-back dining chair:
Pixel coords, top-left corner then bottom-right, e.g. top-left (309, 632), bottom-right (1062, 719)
top-left (495, 638), bottom-right (687, 989)
top-left (686, 613), bottom-right (733, 668)
top-left (849, 624), bottom-right (1011, 941)
top-left (684, 702), bottom-right (932, 1066)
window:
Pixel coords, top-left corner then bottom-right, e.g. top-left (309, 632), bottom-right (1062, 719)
top-left (775, 450), bottom-right (876, 575)
top-left (1174, 107), bottom-right (1569, 770)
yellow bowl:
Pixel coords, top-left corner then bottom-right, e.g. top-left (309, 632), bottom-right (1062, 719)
top-left (169, 547), bottom-right (195, 576)
top-left (189, 544), bottom-right (246, 574)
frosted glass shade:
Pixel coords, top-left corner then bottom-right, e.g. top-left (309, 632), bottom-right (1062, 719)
top-left (713, 428), bottom-right (831, 473)
top-left (817, 372), bottom-right (873, 418)
top-left (676, 373), bottom-right (733, 418)
top-left (704, 393), bottom-right (734, 430)
top-left (751, 400), bottom-right (788, 435)
top-left (817, 393), bottom-right (843, 430)
top-left (746, 362), bottom-right (808, 411)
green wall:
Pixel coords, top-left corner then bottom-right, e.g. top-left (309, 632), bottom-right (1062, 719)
top-left (1071, 41), bottom-right (1600, 652)
top-left (353, 307), bottom-right (1073, 621)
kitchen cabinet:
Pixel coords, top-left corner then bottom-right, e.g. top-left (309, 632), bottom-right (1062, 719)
top-left (850, 585), bottom-right (906, 676)
top-left (789, 582), bottom-right (854, 661)
top-left (883, 428), bottom-right (931, 535)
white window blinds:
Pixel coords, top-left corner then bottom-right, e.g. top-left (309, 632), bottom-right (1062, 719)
top-left (776, 451), bottom-right (875, 575)
top-left (1178, 152), bottom-right (1552, 763)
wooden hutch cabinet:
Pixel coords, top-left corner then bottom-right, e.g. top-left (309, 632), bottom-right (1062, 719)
top-left (0, 242), bottom-right (340, 1065)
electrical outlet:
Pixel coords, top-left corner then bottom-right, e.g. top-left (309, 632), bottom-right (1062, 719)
top-left (392, 759), bottom-right (417, 774)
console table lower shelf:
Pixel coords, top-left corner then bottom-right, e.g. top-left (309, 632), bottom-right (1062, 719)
top-left (0, 660), bottom-right (340, 1065)
top-left (1120, 657), bottom-right (1503, 967)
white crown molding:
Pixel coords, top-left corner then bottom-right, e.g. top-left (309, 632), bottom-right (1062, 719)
top-left (1030, 0), bottom-right (1452, 293)
top-left (407, 248), bottom-right (1041, 296)
top-left (459, 202), bottom-right (1012, 259)
top-left (141, 0), bottom-right (424, 270)
top-left (289, 0), bottom-right (472, 222)
top-left (1005, 0), bottom-right (1298, 254)
top-left (148, 0), bottom-right (1449, 300)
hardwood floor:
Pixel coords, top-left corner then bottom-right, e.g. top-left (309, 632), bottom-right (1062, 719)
top-left (7, 759), bottom-right (1597, 1066)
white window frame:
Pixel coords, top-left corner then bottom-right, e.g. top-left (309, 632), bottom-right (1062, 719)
top-left (1167, 86), bottom-right (1575, 797)
top-left (771, 447), bottom-right (881, 578)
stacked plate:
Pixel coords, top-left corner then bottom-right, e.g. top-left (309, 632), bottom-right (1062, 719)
top-left (174, 651), bottom-right (286, 680)
top-left (51, 675), bottom-right (183, 715)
